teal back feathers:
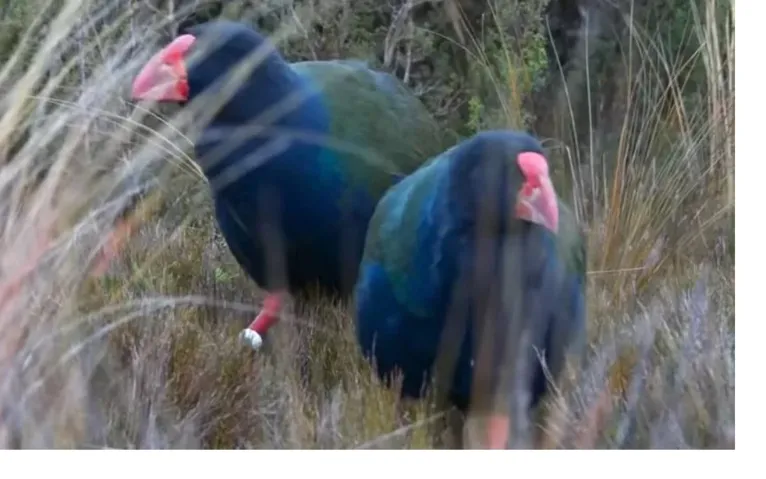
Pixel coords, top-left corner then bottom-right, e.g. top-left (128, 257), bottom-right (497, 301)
top-left (290, 59), bottom-right (457, 200)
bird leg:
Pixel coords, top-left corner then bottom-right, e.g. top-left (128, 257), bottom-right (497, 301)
top-left (462, 413), bottom-right (511, 449)
top-left (485, 414), bottom-right (511, 449)
top-left (239, 292), bottom-right (284, 351)
top-left (89, 219), bottom-right (134, 278)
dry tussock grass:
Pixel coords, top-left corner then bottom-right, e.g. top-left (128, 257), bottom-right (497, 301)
top-left (0, 0), bottom-right (733, 448)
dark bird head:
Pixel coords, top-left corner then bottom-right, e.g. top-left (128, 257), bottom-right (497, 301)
top-left (130, 21), bottom-right (295, 121)
top-left (129, 20), bottom-right (329, 184)
top-left (449, 130), bottom-right (559, 235)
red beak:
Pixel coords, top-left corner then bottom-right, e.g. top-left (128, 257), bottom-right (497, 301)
top-left (131, 34), bottom-right (196, 102)
top-left (514, 151), bottom-right (559, 234)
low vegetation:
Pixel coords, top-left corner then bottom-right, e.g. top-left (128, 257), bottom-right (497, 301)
top-left (0, 0), bottom-right (734, 448)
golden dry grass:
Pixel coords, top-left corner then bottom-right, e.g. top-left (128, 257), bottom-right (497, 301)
top-left (0, 0), bottom-right (733, 448)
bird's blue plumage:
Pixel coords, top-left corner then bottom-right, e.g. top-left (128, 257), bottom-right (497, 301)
top-left (196, 77), bottom-right (366, 292)
top-left (355, 130), bottom-right (587, 413)
top-left (192, 72), bottom-right (341, 291)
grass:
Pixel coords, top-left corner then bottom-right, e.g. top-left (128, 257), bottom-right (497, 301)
top-left (0, 0), bottom-right (734, 448)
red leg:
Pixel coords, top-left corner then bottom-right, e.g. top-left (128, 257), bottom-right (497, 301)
top-left (90, 219), bottom-right (133, 278)
top-left (239, 292), bottom-right (284, 351)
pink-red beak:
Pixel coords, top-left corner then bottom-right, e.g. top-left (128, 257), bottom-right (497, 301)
top-left (131, 34), bottom-right (196, 102)
top-left (514, 151), bottom-right (559, 234)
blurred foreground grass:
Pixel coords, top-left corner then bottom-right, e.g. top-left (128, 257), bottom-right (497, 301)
top-left (0, 0), bottom-right (734, 448)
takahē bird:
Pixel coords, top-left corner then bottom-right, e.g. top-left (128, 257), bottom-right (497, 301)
top-left (130, 20), bottom-right (453, 350)
top-left (354, 129), bottom-right (587, 448)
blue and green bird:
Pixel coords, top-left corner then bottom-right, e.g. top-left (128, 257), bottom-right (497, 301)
top-left (354, 129), bottom-right (587, 447)
top-left (130, 20), bottom-right (456, 350)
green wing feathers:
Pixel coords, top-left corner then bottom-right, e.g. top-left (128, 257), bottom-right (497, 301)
top-left (290, 60), bottom-right (457, 199)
